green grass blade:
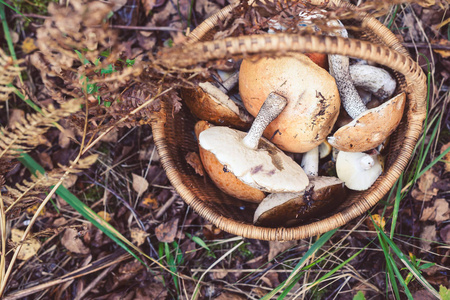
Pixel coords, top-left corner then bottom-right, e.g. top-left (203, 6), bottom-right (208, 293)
top-left (18, 153), bottom-right (146, 264)
top-left (374, 220), bottom-right (440, 298)
top-left (377, 228), bottom-right (401, 300)
top-left (390, 172), bottom-right (404, 239)
top-left (261, 228), bottom-right (338, 300)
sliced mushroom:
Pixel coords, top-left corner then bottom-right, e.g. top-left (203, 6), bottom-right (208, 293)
top-left (253, 176), bottom-right (346, 227)
top-left (199, 92), bottom-right (309, 195)
top-left (335, 151), bottom-right (383, 191)
top-left (239, 53), bottom-right (340, 153)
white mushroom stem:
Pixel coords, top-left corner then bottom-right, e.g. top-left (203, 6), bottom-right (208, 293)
top-left (301, 146), bottom-right (319, 176)
top-left (349, 65), bottom-right (396, 100)
top-left (217, 71), bottom-right (239, 94)
top-left (327, 20), bottom-right (367, 119)
top-left (242, 92), bottom-right (287, 150)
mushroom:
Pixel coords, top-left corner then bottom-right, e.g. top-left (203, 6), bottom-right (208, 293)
top-left (198, 92), bottom-right (309, 197)
top-left (181, 73), bottom-right (253, 130)
top-left (195, 121), bottom-right (265, 202)
top-left (335, 150), bottom-right (383, 191)
top-left (253, 176), bottom-right (346, 227)
top-left (349, 64), bottom-right (397, 100)
top-left (326, 20), bottom-right (406, 152)
top-left (254, 141), bottom-right (346, 227)
top-left (239, 53), bottom-right (340, 153)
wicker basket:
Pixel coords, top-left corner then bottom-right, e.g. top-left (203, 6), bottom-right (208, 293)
top-left (151, 0), bottom-right (427, 240)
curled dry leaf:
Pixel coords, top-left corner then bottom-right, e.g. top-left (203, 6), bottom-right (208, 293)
top-left (11, 228), bottom-right (41, 261)
top-left (155, 218), bottom-right (179, 243)
top-left (132, 173), bottom-right (149, 197)
top-left (8, 109), bottom-right (25, 129)
top-left (411, 170), bottom-right (439, 201)
top-left (420, 198), bottom-right (450, 223)
top-left (420, 225), bottom-right (436, 252)
top-left (186, 152), bottom-right (205, 176)
top-left (130, 227), bottom-right (150, 246)
top-left (61, 227), bottom-right (90, 255)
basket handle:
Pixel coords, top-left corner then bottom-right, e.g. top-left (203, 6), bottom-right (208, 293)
top-left (185, 1), bottom-right (409, 56)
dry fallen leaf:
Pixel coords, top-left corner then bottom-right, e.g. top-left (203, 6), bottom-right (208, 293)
top-left (61, 228), bottom-right (90, 255)
top-left (97, 211), bottom-right (111, 222)
top-left (132, 173), bottom-right (149, 197)
top-left (186, 152), bottom-right (205, 176)
top-left (130, 228), bottom-right (150, 246)
top-left (420, 225), bottom-right (436, 252)
top-left (37, 152), bottom-right (53, 169)
top-left (140, 194), bottom-right (159, 209)
top-left (417, 0), bottom-right (435, 7)
top-left (441, 142), bottom-right (450, 173)
top-left (440, 224), bottom-right (450, 244)
top-left (62, 173), bottom-right (78, 189)
top-left (11, 228), bottom-right (41, 261)
top-left (26, 203), bottom-right (46, 216)
top-left (155, 218), bottom-right (179, 243)
top-left (8, 109), bottom-right (25, 129)
top-left (420, 198), bottom-right (450, 223)
top-left (268, 240), bottom-right (297, 261)
top-left (22, 37), bottom-right (38, 54)
top-left (411, 170), bottom-right (439, 201)
top-left (58, 128), bottom-right (75, 149)
top-left (212, 269), bottom-right (228, 280)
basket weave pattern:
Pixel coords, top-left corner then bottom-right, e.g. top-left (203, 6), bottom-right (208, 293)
top-left (151, 1), bottom-right (427, 240)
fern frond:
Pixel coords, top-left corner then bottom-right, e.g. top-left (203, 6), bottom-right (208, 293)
top-left (0, 98), bottom-right (82, 159)
top-left (58, 154), bottom-right (99, 173)
top-left (0, 48), bottom-right (24, 102)
top-left (4, 171), bottom-right (62, 213)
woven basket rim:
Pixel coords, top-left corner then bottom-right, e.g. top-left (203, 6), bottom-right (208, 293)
top-left (152, 2), bottom-right (427, 240)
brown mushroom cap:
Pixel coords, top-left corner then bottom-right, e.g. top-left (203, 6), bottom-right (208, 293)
top-left (328, 92), bottom-right (406, 152)
top-left (182, 82), bottom-right (253, 130)
top-left (195, 121), bottom-right (265, 203)
top-left (239, 53), bottom-right (340, 153)
top-left (253, 176), bottom-right (346, 227)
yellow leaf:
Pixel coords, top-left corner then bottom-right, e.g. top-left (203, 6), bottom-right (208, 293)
top-left (21, 37), bottom-right (38, 54)
top-left (97, 211), bottom-right (111, 222)
top-left (11, 228), bottom-right (41, 261)
top-left (26, 203), bottom-right (46, 216)
top-left (434, 49), bottom-right (450, 58)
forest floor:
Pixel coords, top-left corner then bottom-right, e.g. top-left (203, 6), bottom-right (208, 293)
top-left (0, 0), bottom-right (449, 299)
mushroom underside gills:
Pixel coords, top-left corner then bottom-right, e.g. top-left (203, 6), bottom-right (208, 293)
top-left (253, 176), bottom-right (346, 227)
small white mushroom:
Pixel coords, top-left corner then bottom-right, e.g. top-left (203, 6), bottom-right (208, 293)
top-left (335, 151), bottom-right (383, 191)
top-left (199, 93), bottom-right (309, 193)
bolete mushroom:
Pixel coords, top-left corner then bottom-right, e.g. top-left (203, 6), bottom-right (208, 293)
top-left (181, 73), bottom-right (253, 130)
top-left (253, 176), bottom-right (346, 227)
top-left (335, 150), bottom-right (383, 191)
top-left (195, 121), bottom-right (265, 202)
top-left (239, 53), bottom-right (340, 153)
top-left (326, 20), bottom-right (406, 152)
top-left (198, 92), bottom-right (309, 198)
